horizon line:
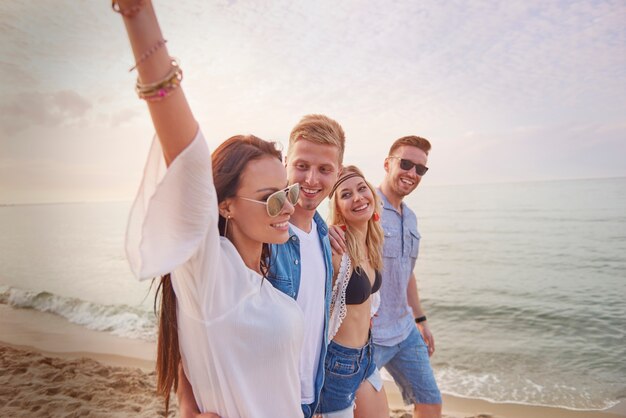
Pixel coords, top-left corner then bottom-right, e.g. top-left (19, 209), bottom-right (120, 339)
top-left (1, 175), bottom-right (625, 206)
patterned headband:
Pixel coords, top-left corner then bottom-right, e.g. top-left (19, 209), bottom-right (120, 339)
top-left (329, 172), bottom-right (364, 198)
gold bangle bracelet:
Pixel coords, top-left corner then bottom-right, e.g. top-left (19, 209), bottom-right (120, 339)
top-left (136, 59), bottom-right (181, 91)
top-left (139, 83), bottom-right (181, 102)
top-left (135, 59), bottom-right (183, 101)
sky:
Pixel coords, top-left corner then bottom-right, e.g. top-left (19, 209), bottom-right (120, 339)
top-left (0, 0), bottom-right (625, 204)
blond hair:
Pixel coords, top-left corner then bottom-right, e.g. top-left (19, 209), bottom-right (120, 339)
top-left (288, 114), bottom-right (346, 164)
top-left (329, 165), bottom-right (384, 272)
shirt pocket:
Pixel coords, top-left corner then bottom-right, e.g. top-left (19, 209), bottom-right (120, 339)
top-left (383, 226), bottom-right (402, 258)
top-left (325, 350), bottom-right (361, 378)
top-left (409, 230), bottom-right (421, 259)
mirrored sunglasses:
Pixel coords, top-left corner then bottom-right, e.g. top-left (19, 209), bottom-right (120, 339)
top-left (389, 156), bottom-right (429, 176)
top-left (238, 183), bottom-right (300, 217)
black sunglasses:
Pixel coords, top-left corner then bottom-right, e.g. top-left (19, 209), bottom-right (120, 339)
top-left (389, 156), bottom-right (429, 176)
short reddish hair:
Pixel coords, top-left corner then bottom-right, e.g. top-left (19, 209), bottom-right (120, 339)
top-left (388, 135), bottom-right (431, 156)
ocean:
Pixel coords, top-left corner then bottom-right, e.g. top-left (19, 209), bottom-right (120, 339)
top-left (1, 177), bottom-right (624, 411)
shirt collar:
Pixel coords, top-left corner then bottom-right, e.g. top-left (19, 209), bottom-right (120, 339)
top-left (377, 187), bottom-right (404, 215)
top-left (313, 211), bottom-right (328, 236)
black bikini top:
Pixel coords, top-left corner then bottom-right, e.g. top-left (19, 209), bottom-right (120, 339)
top-left (345, 268), bottom-right (381, 305)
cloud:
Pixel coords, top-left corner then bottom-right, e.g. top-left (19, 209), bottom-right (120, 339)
top-left (1, 0), bottom-right (625, 202)
top-left (0, 90), bottom-right (92, 135)
top-left (109, 108), bottom-right (141, 127)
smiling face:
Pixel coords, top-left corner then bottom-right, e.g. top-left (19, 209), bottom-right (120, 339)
top-left (226, 156), bottom-right (295, 244)
top-left (286, 140), bottom-right (341, 211)
top-left (383, 144), bottom-right (429, 199)
top-left (335, 175), bottom-right (376, 227)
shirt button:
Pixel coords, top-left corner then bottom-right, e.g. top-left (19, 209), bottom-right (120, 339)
top-left (295, 260), bottom-right (299, 265)
top-left (291, 236), bottom-right (297, 241)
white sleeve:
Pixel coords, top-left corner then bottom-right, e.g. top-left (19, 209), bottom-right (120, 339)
top-left (125, 129), bottom-right (218, 282)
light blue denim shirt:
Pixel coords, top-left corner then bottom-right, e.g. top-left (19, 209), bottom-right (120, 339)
top-left (372, 188), bottom-right (421, 346)
top-left (267, 211), bottom-right (333, 416)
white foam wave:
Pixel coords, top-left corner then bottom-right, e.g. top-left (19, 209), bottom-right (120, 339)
top-left (433, 366), bottom-right (620, 411)
top-left (0, 286), bottom-right (156, 342)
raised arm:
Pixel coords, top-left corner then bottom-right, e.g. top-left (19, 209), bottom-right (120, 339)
top-left (114, 0), bottom-right (198, 165)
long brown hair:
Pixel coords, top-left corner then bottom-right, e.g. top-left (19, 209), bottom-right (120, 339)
top-left (155, 134), bottom-right (282, 413)
top-left (329, 165), bottom-right (384, 272)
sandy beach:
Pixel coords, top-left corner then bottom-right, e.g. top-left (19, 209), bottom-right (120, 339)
top-left (1, 304), bottom-right (624, 418)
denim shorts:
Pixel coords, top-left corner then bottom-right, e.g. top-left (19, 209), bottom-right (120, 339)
top-left (317, 337), bottom-right (377, 414)
top-left (373, 326), bottom-right (441, 405)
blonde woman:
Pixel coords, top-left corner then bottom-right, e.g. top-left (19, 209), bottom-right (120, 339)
top-left (318, 166), bottom-right (389, 417)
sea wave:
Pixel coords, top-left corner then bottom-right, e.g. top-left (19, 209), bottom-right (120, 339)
top-left (1, 283), bottom-right (623, 411)
top-left (434, 366), bottom-right (620, 411)
top-left (0, 285), bottom-right (156, 342)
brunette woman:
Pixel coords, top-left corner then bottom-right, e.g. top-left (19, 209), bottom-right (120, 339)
top-left (115, 1), bottom-right (303, 416)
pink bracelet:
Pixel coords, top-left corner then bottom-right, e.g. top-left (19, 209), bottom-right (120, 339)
top-left (142, 83), bottom-right (181, 102)
top-left (129, 39), bottom-right (167, 72)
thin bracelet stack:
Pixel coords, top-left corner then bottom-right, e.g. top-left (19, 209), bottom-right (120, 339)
top-left (135, 58), bottom-right (183, 101)
top-left (112, 0), bottom-right (145, 18)
top-left (112, 1), bottom-right (182, 100)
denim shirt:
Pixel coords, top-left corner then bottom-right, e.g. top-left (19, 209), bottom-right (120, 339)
top-left (267, 211), bottom-right (333, 415)
top-left (372, 188), bottom-right (421, 346)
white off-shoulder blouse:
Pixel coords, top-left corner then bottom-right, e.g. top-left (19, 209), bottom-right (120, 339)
top-left (126, 130), bottom-right (304, 417)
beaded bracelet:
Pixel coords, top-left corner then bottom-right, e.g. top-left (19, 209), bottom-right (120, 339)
top-left (135, 59), bottom-right (183, 101)
top-left (112, 0), bottom-right (145, 18)
top-left (129, 39), bottom-right (167, 72)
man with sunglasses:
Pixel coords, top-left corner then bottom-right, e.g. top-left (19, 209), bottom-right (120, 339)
top-left (329, 135), bottom-right (440, 417)
top-left (373, 135), bottom-right (441, 418)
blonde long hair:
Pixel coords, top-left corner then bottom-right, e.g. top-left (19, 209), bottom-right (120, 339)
top-left (329, 165), bottom-right (384, 272)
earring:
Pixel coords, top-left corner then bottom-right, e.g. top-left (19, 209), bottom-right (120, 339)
top-left (372, 213), bottom-right (380, 222)
top-left (224, 215), bottom-right (232, 236)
